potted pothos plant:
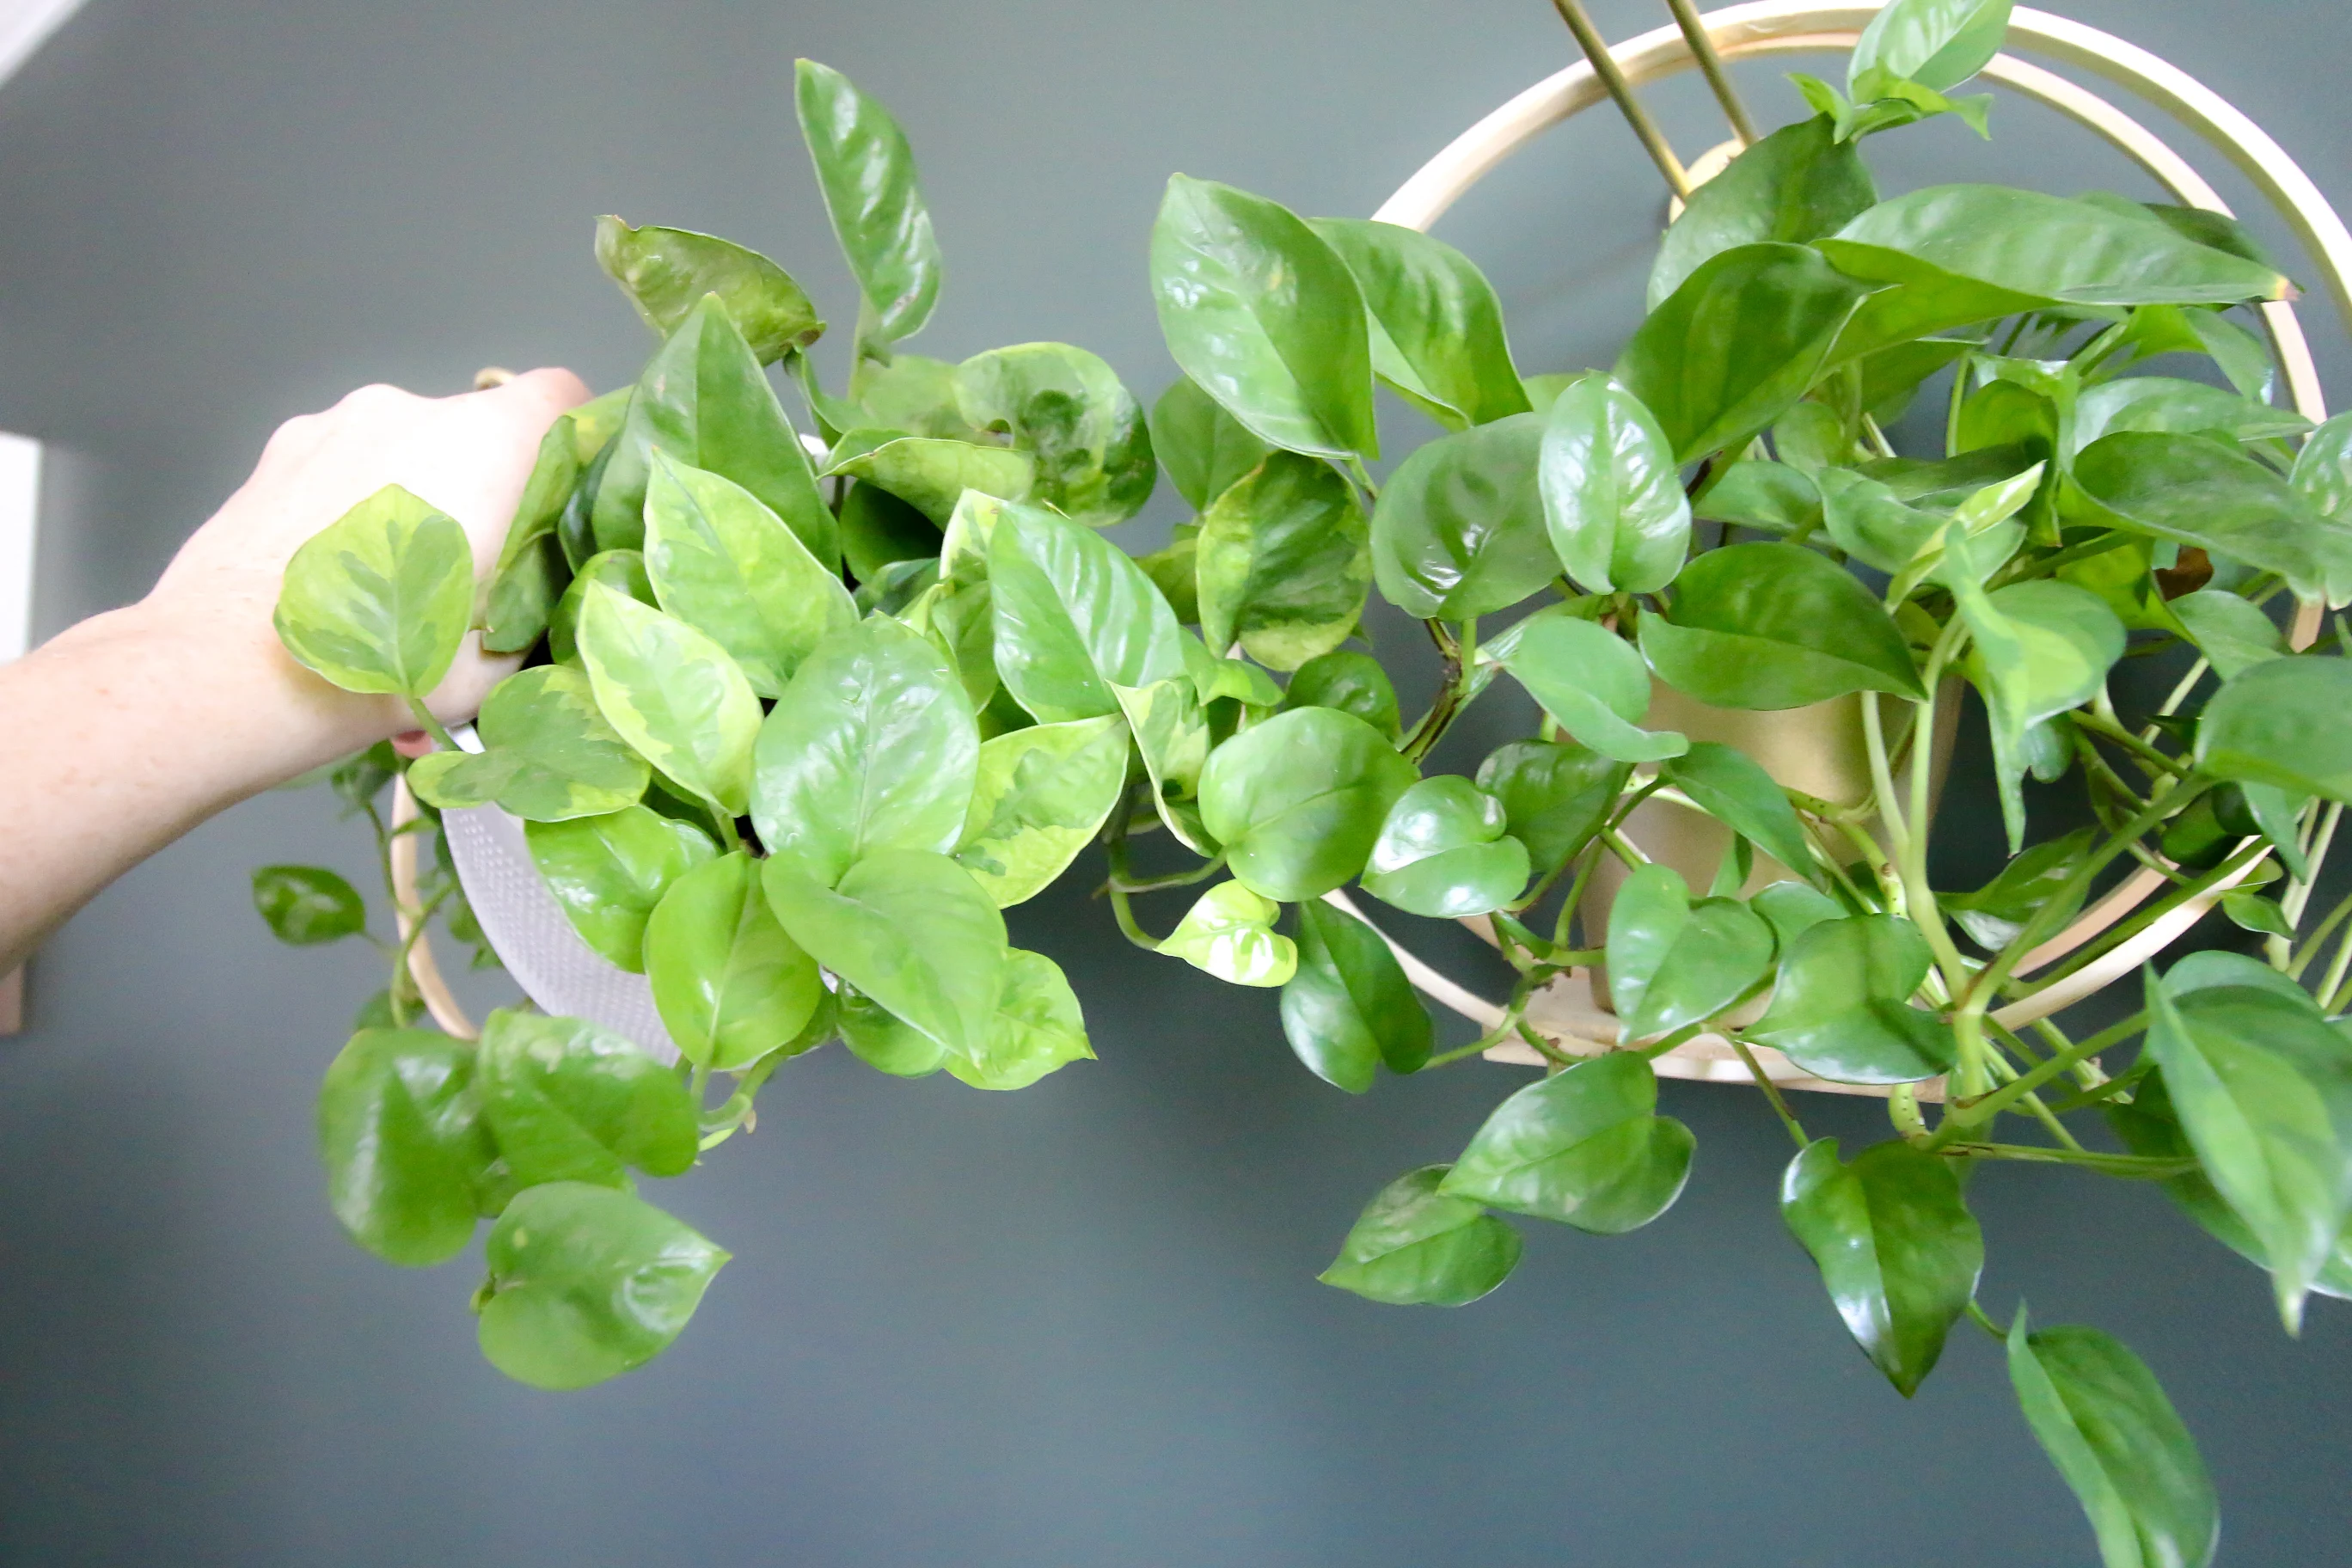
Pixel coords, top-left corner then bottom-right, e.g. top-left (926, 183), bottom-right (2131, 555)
top-left (251, 5), bottom-right (2352, 1560)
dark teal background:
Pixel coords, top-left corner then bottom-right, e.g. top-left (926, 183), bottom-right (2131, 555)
top-left (2, 2), bottom-right (2348, 1561)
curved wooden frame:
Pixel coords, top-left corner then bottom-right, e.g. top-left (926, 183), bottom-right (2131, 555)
top-left (1357, 1), bottom-right (2349, 1085)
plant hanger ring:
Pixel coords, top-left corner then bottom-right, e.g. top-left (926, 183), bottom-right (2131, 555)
top-left (1337, 0), bottom-right (2352, 1087)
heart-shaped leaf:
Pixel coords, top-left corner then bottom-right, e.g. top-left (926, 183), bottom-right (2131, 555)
top-left (1781, 1136), bottom-right (1982, 1396)
top-left (1606, 863), bottom-right (1776, 1039)
top-left (2195, 656), bottom-right (2352, 804)
top-left (954, 342), bottom-right (1155, 525)
top-left (407, 665), bottom-right (651, 822)
top-left (1320, 1166), bottom-right (1522, 1306)
top-left (1648, 115), bottom-right (1877, 307)
top-left (475, 1008), bottom-right (699, 1189)
top-left (990, 499), bottom-right (1186, 722)
top-left (1282, 649), bottom-right (1401, 738)
top-left (1848, 0), bottom-right (2010, 95)
top-left (764, 848), bottom-right (1008, 1059)
top-left (1538, 373), bottom-right (1691, 595)
top-left (317, 1028), bottom-right (496, 1266)
top-left (1198, 707), bottom-right (1420, 901)
top-left (955, 714), bottom-right (1130, 906)
top-left (947, 948), bottom-right (1094, 1091)
top-left (1661, 741), bottom-right (1818, 884)
top-left (548, 548), bottom-right (654, 665)
top-left (645, 852), bottom-right (825, 1069)
top-left (2168, 591), bottom-right (2284, 682)
top-left (1483, 607), bottom-right (1688, 763)
top-left (1159, 881), bottom-right (1298, 987)
top-left (475, 1182), bottom-right (729, 1391)
top-left (1196, 451), bottom-right (1370, 671)
top-left (1749, 914), bottom-right (1956, 1084)
top-left (1639, 542), bottom-right (1926, 708)
top-left (253, 865), bottom-right (366, 946)
top-left (1360, 776), bottom-right (1530, 918)
top-left (275, 484), bottom-right (473, 698)
top-left (1475, 739), bottom-right (1628, 874)
top-left (1281, 899), bottom-right (1432, 1092)
top-left (1440, 1052), bottom-right (1695, 1233)
top-left (1308, 217), bottom-right (1528, 429)
top-left (525, 805), bottom-right (719, 973)
top-left (576, 584), bottom-right (762, 818)
top-left (750, 615), bottom-right (978, 886)
top-left (1370, 413), bottom-right (1556, 619)
top-left (2075, 432), bottom-right (2352, 608)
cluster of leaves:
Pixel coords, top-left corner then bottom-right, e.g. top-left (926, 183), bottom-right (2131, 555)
top-left (251, 6), bottom-right (2352, 1559)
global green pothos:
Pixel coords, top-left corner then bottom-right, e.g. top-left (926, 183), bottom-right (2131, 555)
top-left (254, 9), bottom-right (2352, 1563)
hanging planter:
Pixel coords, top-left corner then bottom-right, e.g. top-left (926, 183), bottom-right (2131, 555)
top-left (250, 3), bottom-right (2352, 1559)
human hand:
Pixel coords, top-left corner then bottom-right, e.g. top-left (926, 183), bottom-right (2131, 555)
top-left (145, 368), bottom-right (591, 757)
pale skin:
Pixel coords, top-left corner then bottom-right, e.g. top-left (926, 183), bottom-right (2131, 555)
top-left (0, 367), bottom-right (590, 971)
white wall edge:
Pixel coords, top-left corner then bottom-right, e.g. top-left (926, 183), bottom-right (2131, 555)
top-left (0, 0), bottom-right (83, 89)
top-left (0, 432), bottom-right (40, 662)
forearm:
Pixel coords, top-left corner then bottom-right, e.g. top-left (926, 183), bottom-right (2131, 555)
top-left (0, 598), bottom-right (401, 968)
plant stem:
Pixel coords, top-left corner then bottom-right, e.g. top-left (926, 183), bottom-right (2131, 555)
top-left (1544, 0), bottom-right (1692, 199)
top-left (1107, 853), bottom-right (1227, 894)
top-left (1660, 0), bottom-right (1758, 144)
top-left (1940, 1142), bottom-right (2197, 1179)
top-left (2010, 839), bottom-right (2264, 1001)
top-left (1941, 1009), bottom-right (2145, 1139)
top-left (1731, 1038), bottom-right (1808, 1148)
top-left (403, 695), bottom-right (459, 755)
top-left (2072, 707), bottom-right (2187, 780)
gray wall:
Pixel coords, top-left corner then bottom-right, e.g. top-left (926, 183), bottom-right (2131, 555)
top-left (2, 2), bottom-right (2348, 1563)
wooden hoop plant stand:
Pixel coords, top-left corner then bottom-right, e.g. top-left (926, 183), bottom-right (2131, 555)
top-left (394, 3), bottom-right (2352, 1093)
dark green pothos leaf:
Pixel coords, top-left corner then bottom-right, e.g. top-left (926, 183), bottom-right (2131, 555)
top-left (1282, 648), bottom-right (1401, 738)
top-left (1370, 412), bottom-right (1556, 619)
top-left (1638, 542), bottom-right (1925, 709)
top-left (1281, 898), bottom-right (1432, 1091)
top-left (1648, 115), bottom-right (1877, 307)
top-left (1476, 739), bottom-right (1627, 874)
top-left (1360, 776), bottom-right (1529, 918)
top-left (525, 806), bottom-right (720, 973)
top-left (1320, 1166), bottom-right (1522, 1306)
top-left (474, 1008), bottom-right (700, 1190)
top-left (1482, 606), bottom-right (1687, 763)
top-left (1149, 375), bottom-right (1275, 511)
top-left (1197, 706), bottom-right (1420, 901)
top-left (1440, 1052), bottom-right (1694, 1233)
top-left (2074, 432), bottom-right (2352, 609)
top-left (476, 1181), bottom-right (729, 1391)
top-left (1538, 373), bottom-right (1690, 595)
top-left (1661, 742), bottom-right (1817, 883)
top-left (1196, 451), bottom-right (1369, 670)
top-left (253, 865), bottom-right (367, 946)
top-left (1749, 915), bottom-right (1956, 1084)
top-left (1605, 863), bottom-right (1775, 1040)
top-left (1308, 217), bottom-right (1528, 429)
top-left (2007, 1314), bottom-right (2219, 1568)
top-left (2194, 656), bottom-right (2352, 805)
top-left (1781, 1137), bottom-right (1981, 1396)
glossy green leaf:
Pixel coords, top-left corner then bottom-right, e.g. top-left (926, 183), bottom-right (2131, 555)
top-left (750, 615), bottom-right (977, 886)
top-left (1320, 1166), bottom-right (1522, 1306)
top-left (1308, 217), bottom-right (1528, 428)
top-left (947, 948), bottom-right (1093, 1091)
top-left (548, 548), bottom-right (653, 665)
top-left (1112, 677), bottom-right (1216, 851)
top-left (1648, 115), bottom-right (1877, 307)
top-left (1956, 575), bottom-right (2126, 848)
top-left (953, 342), bottom-right (1153, 526)
top-left (1149, 376), bottom-right (1274, 511)
top-left (642, 456), bottom-right (856, 698)
top-left (593, 297), bottom-right (836, 568)
top-left (1615, 243), bottom-right (1872, 462)
top-left (475, 1008), bottom-right (698, 1189)
top-left (484, 396), bottom-right (627, 656)
top-left (763, 848), bottom-right (1008, 1059)
top-left (1822, 187), bottom-right (2291, 313)
top-left (1196, 451), bottom-right (1369, 670)
top-left (2291, 409), bottom-right (2352, 524)
top-left (317, 1028), bottom-right (495, 1266)
top-left (1753, 879), bottom-right (1847, 946)
top-left (837, 983), bottom-right (949, 1079)
top-left (1440, 1053), bottom-right (1695, 1233)
top-left (407, 666), bottom-right (650, 823)
top-left (253, 865), bottom-right (366, 946)
top-left (2145, 967), bottom-right (2352, 1329)
top-left (855, 353), bottom-right (979, 439)
top-left (1360, 776), bottom-right (1529, 918)
top-left (2196, 655), bottom-right (2352, 805)
top-left (837, 481), bottom-right (940, 583)
top-left (795, 58), bottom-right (940, 345)
top-left (2007, 1315), bottom-right (2219, 1568)
top-left (1484, 606), bottom-right (1688, 763)
top-left (1281, 899), bottom-right (1432, 1091)
top-left (2076, 432), bottom-right (2352, 607)
top-left (594, 217), bottom-right (823, 362)
top-left (476, 1182), bottom-right (728, 1391)
top-left (989, 498), bottom-right (1185, 721)
top-left (1662, 741), bottom-right (1817, 882)
top-left (1695, 459), bottom-right (1822, 536)
top-left (1781, 1136), bottom-right (1981, 1396)
top-left (1605, 863), bottom-right (1776, 1040)
top-left (274, 484), bottom-right (473, 697)
top-left (1159, 880), bottom-right (1297, 987)
top-left (1198, 707), bottom-right (1419, 901)
top-left (824, 429), bottom-right (1035, 528)
top-left (1283, 649), bottom-right (1401, 738)
top-left (1849, 0), bottom-right (2009, 93)
top-left (955, 715), bottom-right (1130, 906)
top-left (525, 806), bottom-right (718, 973)
top-left (2071, 376), bottom-right (2307, 457)
top-left (1538, 373), bottom-right (1691, 594)
top-left (2169, 591), bottom-right (2283, 681)
top-left (1640, 542), bottom-right (1926, 707)
top-left (1475, 739), bottom-right (1627, 874)
top-left (576, 584), bottom-right (762, 818)
top-left (1150, 175), bottom-right (1376, 462)
top-left (1749, 914), bottom-right (1956, 1083)
top-left (1816, 466), bottom-right (1944, 573)
top-left (1940, 825), bottom-right (2092, 951)
top-left (645, 852), bottom-right (824, 1070)
top-left (1370, 412), bottom-right (1554, 619)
